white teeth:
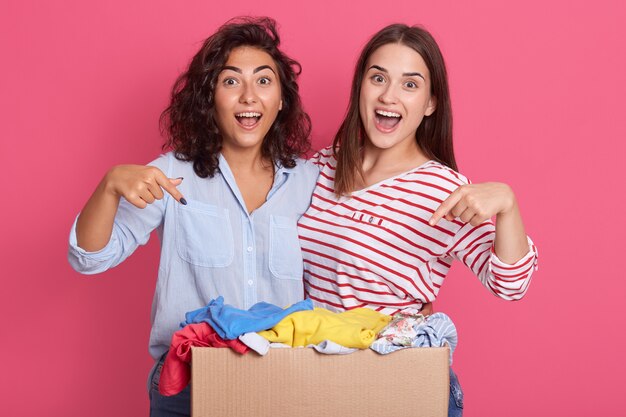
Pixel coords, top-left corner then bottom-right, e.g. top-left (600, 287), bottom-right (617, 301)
top-left (235, 112), bottom-right (261, 118)
top-left (375, 110), bottom-right (401, 118)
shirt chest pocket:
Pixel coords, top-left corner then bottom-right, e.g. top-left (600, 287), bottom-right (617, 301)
top-left (269, 215), bottom-right (303, 280)
top-left (175, 200), bottom-right (234, 267)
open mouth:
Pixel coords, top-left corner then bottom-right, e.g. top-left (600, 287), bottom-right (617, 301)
top-left (374, 109), bottom-right (401, 132)
top-left (235, 112), bottom-right (262, 129)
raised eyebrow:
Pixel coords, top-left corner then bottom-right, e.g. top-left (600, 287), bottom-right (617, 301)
top-left (403, 72), bottom-right (426, 80)
top-left (221, 66), bottom-right (242, 74)
top-left (368, 65), bottom-right (425, 80)
top-left (253, 65), bottom-right (276, 75)
top-left (368, 65), bottom-right (387, 73)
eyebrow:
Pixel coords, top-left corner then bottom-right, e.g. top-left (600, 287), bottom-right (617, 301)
top-left (221, 65), bottom-right (277, 75)
top-left (368, 65), bottom-right (425, 80)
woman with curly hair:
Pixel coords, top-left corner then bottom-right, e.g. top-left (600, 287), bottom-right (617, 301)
top-left (68, 17), bottom-right (318, 416)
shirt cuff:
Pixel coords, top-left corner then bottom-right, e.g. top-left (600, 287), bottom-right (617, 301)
top-left (68, 215), bottom-right (118, 263)
top-left (490, 236), bottom-right (538, 272)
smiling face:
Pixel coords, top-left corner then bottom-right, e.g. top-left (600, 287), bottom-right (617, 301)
top-left (213, 46), bottom-right (283, 154)
top-left (359, 42), bottom-right (436, 154)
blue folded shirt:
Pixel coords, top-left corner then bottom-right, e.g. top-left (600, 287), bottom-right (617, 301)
top-left (182, 296), bottom-right (314, 340)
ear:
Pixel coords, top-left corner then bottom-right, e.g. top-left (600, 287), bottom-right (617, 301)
top-left (279, 99), bottom-right (283, 111)
top-left (425, 95), bottom-right (437, 117)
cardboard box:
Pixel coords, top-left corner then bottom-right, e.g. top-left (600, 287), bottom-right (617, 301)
top-left (192, 346), bottom-right (450, 417)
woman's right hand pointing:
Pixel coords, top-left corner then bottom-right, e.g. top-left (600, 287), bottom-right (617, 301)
top-left (104, 165), bottom-right (186, 208)
top-left (76, 164), bottom-right (186, 251)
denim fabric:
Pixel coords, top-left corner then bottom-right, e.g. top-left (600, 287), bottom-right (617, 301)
top-left (449, 368), bottom-right (464, 417)
top-left (149, 354), bottom-right (190, 417)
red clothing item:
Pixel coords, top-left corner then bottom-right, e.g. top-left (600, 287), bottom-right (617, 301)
top-left (159, 322), bottom-right (250, 396)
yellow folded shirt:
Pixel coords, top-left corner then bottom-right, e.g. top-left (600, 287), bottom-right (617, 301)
top-left (258, 308), bottom-right (391, 349)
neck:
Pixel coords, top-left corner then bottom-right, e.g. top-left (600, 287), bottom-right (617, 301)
top-left (221, 144), bottom-right (272, 173)
top-left (361, 139), bottom-right (429, 175)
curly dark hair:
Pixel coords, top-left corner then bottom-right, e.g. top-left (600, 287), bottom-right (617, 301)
top-left (160, 16), bottom-right (311, 178)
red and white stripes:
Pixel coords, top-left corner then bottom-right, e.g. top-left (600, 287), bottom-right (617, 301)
top-left (299, 148), bottom-right (538, 315)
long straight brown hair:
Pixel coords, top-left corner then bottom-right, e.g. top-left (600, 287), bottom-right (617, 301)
top-left (333, 24), bottom-right (457, 196)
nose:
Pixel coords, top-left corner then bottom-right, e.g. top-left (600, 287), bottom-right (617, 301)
top-left (239, 82), bottom-right (258, 104)
top-left (378, 84), bottom-right (398, 104)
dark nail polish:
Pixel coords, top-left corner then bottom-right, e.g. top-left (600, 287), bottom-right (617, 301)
top-left (180, 198), bottom-right (187, 205)
top-left (176, 177), bottom-right (184, 181)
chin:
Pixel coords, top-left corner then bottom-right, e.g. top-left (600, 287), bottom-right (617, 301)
top-left (230, 132), bottom-right (266, 146)
top-left (367, 135), bottom-right (400, 150)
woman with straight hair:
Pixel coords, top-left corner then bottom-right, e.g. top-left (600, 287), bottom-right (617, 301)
top-left (298, 24), bottom-right (538, 416)
top-left (68, 17), bottom-right (318, 416)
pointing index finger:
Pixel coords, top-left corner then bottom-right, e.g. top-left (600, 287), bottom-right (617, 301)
top-left (154, 172), bottom-right (186, 205)
top-left (429, 188), bottom-right (462, 226)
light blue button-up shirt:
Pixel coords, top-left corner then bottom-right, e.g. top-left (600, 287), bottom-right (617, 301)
top-left (68, 152), bottom-right (319, 360)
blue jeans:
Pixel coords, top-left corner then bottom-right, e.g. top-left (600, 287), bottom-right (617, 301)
top-left (449, 368), bottom-right (464, 417)
top-left (148, 354), bottom-right (191, 417)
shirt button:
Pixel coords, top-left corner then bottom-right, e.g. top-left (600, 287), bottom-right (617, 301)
top-left (247, 246), bottom-right (253, 252)
top-left (369, 216), bottom-right (374, 223)
top-left (248, 280), bottom-right (253, 286)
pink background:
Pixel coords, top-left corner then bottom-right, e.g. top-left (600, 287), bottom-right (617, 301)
top-left (2, 0), bottom-right (625, 415)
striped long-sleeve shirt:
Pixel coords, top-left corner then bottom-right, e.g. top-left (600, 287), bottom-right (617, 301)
top-left (298, 148), bottom-right (538, 315)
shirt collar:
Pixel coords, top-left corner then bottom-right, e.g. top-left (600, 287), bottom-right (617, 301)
top-left (275, 161), bottom-right (297, 176)
top-left (217, 154), bottom-right (297, 179)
